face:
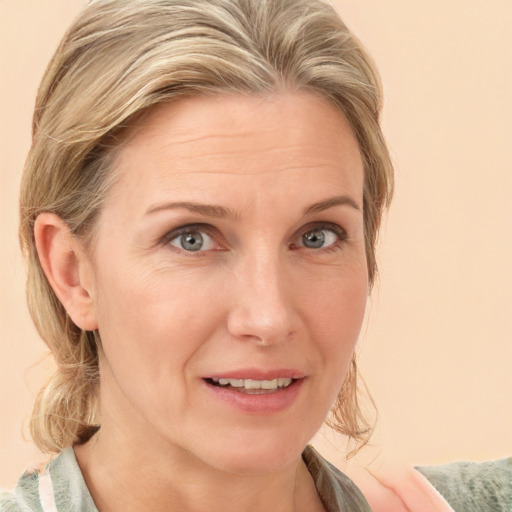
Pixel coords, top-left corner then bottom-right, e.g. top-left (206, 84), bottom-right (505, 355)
top-left (83, 92), bottom-right (368, 473)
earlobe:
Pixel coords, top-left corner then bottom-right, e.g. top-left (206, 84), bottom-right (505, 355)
top-left (34, 213), bottom-right (98, 331)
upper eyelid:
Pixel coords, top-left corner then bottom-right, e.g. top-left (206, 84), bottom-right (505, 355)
top-left (167, 222), bottom-right (212, 233)
top-left (160, 223), bottom-right (218, 245)
top-left (295, 221), bottom-right (347, 238)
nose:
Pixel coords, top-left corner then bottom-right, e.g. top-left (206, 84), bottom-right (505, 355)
top-left (226, 251), bottom-right (298, 346)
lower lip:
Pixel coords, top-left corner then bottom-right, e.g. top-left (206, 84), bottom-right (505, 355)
top-left (203, 379), bottom-right (304, 414)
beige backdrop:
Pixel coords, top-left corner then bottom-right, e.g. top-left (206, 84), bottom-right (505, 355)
top-left (1, 0), bottom-right (511, 489)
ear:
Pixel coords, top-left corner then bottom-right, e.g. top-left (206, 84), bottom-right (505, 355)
top-left (34, 213), bottom-right (98, 331)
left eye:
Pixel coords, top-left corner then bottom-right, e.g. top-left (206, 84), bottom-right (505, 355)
top-left (300, 228), bottom-right (339, 249)
top-left (169, 229), bottom-right (216, 252)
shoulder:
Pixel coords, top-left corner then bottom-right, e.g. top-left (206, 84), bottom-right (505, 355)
top-left (416, 457), bottom-right (512, 512)
top-left (1, 447), bottom-right (97, 512)
top-left (0, 467), bottom-right (41, 512)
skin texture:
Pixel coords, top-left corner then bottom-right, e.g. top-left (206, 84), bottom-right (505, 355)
top-left (36, 92), bottom-right (368, 512)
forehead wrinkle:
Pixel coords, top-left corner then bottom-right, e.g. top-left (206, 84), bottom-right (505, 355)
top-left (148, 148), bottom-right (360, 177)
top-left (132, 117), bottom-right (285, 150)
top-left (152, 164), bottom-right (352, 178)
top-left (148, 136), bottom-right (344, 156)
top-left (153, 131), bottom-right (255, 147)
top-left (135, 113), bottom-right (354, 155)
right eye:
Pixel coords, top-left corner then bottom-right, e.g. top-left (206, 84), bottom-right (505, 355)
top-left (168, 228), bottom-right (216, 252)
top-left (300, 227), bottom-right (339, 249)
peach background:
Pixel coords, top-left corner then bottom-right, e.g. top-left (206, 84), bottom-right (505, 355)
top-left (1, 0), bottom-right (511, 488)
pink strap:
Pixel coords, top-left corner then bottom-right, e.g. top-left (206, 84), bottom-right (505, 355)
top-left (344, 461), bottom-right (455, 512)
top-left (38, 472), bottom-right (59, 512)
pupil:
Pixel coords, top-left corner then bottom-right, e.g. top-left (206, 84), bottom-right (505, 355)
top-left (303, 230), bottom-right (325, 248)
top-left (181, 232), bottom-right (203, 251)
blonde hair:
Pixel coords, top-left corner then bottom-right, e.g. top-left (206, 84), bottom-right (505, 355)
top-left (20, 0), bottom-right (393, 454)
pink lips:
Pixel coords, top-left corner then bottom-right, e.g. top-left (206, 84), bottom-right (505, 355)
top-left (203, 368), bottom-right (305, 414)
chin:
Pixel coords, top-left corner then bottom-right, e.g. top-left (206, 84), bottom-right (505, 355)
top-left (194, 425), bottom-right (314, 475)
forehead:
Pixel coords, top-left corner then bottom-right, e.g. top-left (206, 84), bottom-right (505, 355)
top-left (107, 92), bottom-right (364, 212)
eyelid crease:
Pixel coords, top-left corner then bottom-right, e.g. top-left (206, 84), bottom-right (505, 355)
top-left (298, 221), bottom-right (348, 237)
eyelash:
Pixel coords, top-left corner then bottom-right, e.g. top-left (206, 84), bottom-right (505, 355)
top-left (160, 222), bottom-right (348, 254)
top-left (292, 222), bottom-right (348, 253)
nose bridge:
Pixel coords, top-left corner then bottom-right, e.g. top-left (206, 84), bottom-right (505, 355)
top-left (227, 244), bottom-right (296, 344)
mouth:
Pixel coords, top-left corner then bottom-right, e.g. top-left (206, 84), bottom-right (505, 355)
top-left (203, 371), bottom-right (305, 413)
top-left (205, 377), bottom-right (297, 394)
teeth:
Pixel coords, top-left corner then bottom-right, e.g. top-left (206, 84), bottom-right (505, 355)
top-left (212, 377), bottom-right (293, 390)
top-left (218, 378), bottom-right (243, 387)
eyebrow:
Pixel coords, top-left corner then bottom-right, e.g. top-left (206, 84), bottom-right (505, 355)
top-left (145, 195), bottom-right (360, 221)
top-left (302, 195), bottom-right (361, 215)
top-left (146, 201), bottom-right (241, 221)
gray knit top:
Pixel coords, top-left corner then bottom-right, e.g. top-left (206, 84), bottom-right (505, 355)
top-left (1, 446), bottom-right (510, 511)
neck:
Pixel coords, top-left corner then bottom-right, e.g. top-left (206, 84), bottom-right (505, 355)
top-left (74, 424), bottom-right (324, 512)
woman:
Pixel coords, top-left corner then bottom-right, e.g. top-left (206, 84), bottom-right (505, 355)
top-left (1, 1), bottom-right (509, 511)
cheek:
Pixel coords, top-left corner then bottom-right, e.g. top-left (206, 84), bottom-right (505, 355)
top-left (293, 265), bottom-right (367, 433)
top-left (305, 259), bottom-right (368, 329)
top-left (94, 265), bottom-right (225, 367)
top-left (92, 268), bottom-right (227, 425)
top-left (303, 264), bottom-right (368, 375)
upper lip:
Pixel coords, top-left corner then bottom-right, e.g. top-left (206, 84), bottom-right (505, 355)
top-left (205, 369), bottom-right (305, 381)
